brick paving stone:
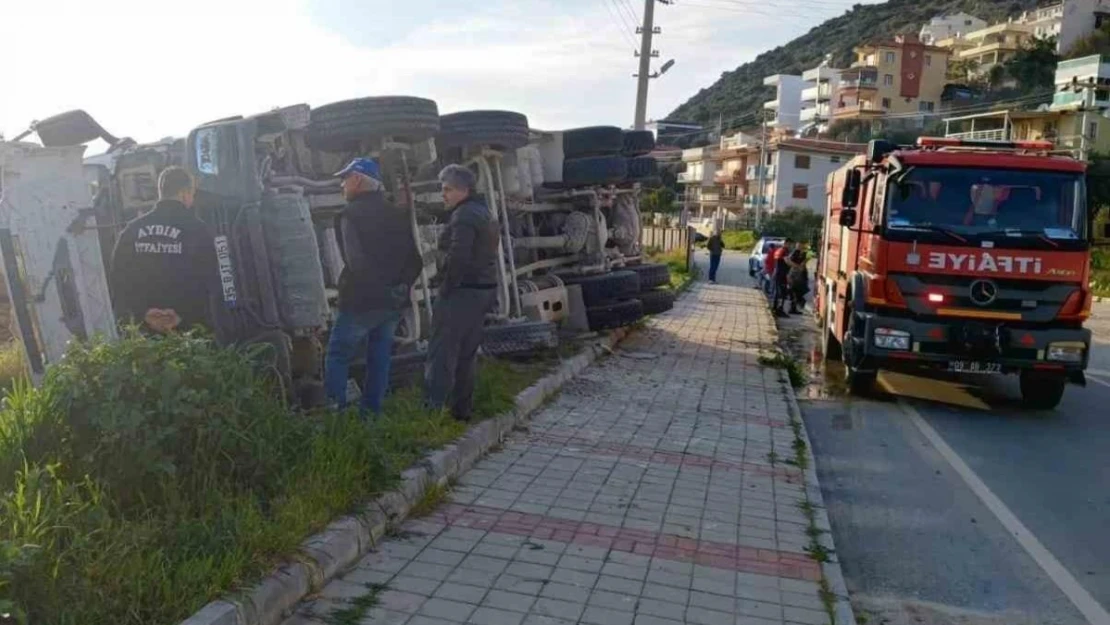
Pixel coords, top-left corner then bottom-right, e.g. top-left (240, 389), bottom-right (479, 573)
top-left (280, 272), bottom-right (840, 625)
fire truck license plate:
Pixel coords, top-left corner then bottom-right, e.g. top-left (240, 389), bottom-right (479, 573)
top-left (947, 360), bottom-right (1001, 374)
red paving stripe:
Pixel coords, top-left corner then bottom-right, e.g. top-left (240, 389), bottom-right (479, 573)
top-left (526, 432), bottom-right (802, 483)
top-left (433, 503), bottom-right (821, 582)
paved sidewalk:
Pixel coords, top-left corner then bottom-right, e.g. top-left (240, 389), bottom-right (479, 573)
top-left (284, 270), bottom-right (831, 625)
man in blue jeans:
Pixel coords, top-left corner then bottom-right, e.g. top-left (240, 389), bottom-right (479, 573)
top-left (324, 158), bottom-right (422, 415)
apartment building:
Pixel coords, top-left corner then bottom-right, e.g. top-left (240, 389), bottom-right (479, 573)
top-left (677, 145), bottom-right (720, 217)
top-left (919, 12), bottom-right (988, 44)
top-left (939, 21), bottom-right (1034, 77)
top-left (943, 55), bottom-right (1110, 158)
top-left (764, 74), bottom-right (806, 130)
top-left (800, 61), bottom-right (842, 134)
top-left (1019, 0), bottom-right (1110, 53)
top-left (833, 35), bottom-right (949, 122)
top-left (747, 138), bottom-right (865, 213)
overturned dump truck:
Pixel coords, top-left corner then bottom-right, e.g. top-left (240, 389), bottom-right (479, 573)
top-left (0, 97), bottom-right (674, 406)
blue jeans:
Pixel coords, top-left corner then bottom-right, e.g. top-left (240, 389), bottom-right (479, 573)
top-left (325, 309), bottom-right (400, 415)
top-left (708, 253), bottom-right (722, 281)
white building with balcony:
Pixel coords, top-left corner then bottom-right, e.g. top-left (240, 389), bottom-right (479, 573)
top-left (1017, 0), bottom-right (1110, 53)
top-left (763, 74), bottom-right (805, 130)
top-left (919, 12), bottom-right (988, 44)
top-left (799, 62), bottom-right (842, 134)
top-left (1051, 54), bottom-right (1110, 110)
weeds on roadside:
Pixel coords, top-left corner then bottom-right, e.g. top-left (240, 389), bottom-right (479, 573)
top-left (0, 330), bottom-right (544, 625)
top-left (758, 351), bottom-right (806, 388)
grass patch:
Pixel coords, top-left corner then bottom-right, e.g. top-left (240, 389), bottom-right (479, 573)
top-left (409, 482), bottom-right (450, 518)
top-left (721, 230), bottom-right (755, 251)
top-left (0, 330), bottom-right (549, 625)
top-left (324, 583), bottom-right (385, 625)
top-left (0, 341), bottom-right (27, 395)
top-left (1092, 267), bottom-right (1110, 298)
top-left (758, 351), bottom-right (806, 388)
top-left (647, 247), bottom-right (699, 291)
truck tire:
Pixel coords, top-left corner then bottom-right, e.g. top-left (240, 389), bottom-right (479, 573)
top-left (841, 302), bottom-right (875, 396)
top-left (560, 270), bottom-right (641, 306)
top-left (1019, 371), bottom-right (1066, 410)
top-left (389, 350), bottom-right (426, 389)
top-left (622, 130), bottom-right (656, 157)
top-left (587, 299), bottom-right (644, 331)
top-left (627, 156), bottom-right (658, 180)
top-left (563, 126), bottom-right (623, 158)
top-left (482, 321), bottom-right (558, 356)
top-left (563, 155), bottom-right (628, 187)
top-left (638, 289), bottom-right (675, 315)
top-left (309, 96), bottom-right (440, 151)
top-left (437, 110), bottom-right (530, 151)
top-left (625, 262), bottom-right (671, 289)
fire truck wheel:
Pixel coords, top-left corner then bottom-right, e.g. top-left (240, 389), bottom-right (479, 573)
top-left (309, 96), bottom-right (440, 152)
top-left (482, 321), bottom-right (559, 356)
top-left (437, 110), bottom-right (530, 151)
top-left (638, 289), bottom-right (676, 315)
top-left (563, 155), bottom-right (629, 187)
top-left (1019, 371), bottom-right (1066, 410)
top-left (625, 262), bottom-right (671, 290)
top-left (563, 126), bottom-right (624, 158)
top-left (586, 299), bottom-right (645, 331)
top-left (559, 270), bottom-right (641, 306)
top-left (622, 130), bottom-right (656, 157)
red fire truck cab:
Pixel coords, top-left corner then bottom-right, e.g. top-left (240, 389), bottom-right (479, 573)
top-left (816, 137), bottom-right (1096, 409)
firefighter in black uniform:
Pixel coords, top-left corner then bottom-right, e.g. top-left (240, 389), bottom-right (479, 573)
top-left (110, 167), bottom-right (220, 334)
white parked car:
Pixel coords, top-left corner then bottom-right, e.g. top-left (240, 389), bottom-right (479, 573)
top-left (748, 237), bottom-right (785, 277)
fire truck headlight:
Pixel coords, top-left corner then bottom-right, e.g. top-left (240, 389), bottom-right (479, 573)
top-left (1046, 343), bottom-right (1085, 363)
top-left (874, 328), bottom-right (911, 350)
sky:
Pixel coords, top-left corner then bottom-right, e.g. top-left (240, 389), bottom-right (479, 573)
top-left (1, 0), bottom-right (871, 146)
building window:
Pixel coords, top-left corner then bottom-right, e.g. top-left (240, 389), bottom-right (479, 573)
top-left (918, 101), bottom-right (935, 112)
top-left (795, 154), bottom-right (811, 169)
top-left (925, 54), bottom-right (932, 67)
top-left (792, 184), bottom-right (809, 200)
top-left (884, 51), bottom-right (896, 64)
top-left (766, 152), bottom-right (772, 166)
top-left (884, 74), bottom-right (894, 86)
top-left (830, 155), bottom-right (841, 163)
top-left (1089, 121), bottom-right (1099, 140)
top-left (882, 97), bottom-right (892, 109)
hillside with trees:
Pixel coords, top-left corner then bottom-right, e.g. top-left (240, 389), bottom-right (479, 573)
top-left (667, 0), bottom-right (1043, 131)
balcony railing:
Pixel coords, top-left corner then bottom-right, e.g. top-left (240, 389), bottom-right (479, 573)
top-left (840, 78), bottom-right (878, 90)
top-left (714, 170), bottom-right (746, 184)
top-left (746, 164), bottom-right (775, 179)
top-left (833, 103), bottom-right (883, 118)
top-left (946, 128), bottom-right (1009, 141)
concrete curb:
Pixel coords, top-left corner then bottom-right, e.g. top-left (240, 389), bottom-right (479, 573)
top-left (762, 302), bottom-right (854, 625)
top-left (782, 377), bottom-right (856, 625)
top-left (178, 328), bottom-right (629, 625)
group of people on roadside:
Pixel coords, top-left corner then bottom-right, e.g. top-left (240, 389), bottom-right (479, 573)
top-left (761, 238), bottom-right (809, 318)
top-left (110, 159), bottom-right (497, 422)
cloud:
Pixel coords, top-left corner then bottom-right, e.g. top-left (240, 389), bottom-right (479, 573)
top-left (1, 0), bottom-right (863, 142)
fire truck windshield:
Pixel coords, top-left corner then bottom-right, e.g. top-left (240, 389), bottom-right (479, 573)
top-left (885, 166), bottom-right (1086, 243)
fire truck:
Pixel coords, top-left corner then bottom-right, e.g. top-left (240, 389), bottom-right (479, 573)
top-left (817, 137), bottom-right (1096, 410)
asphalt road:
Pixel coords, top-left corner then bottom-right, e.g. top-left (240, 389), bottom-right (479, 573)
top-left (695, 250), bottom-right (1110, 625)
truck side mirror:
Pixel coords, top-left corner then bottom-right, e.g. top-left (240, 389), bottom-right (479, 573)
top-left (841, 168), bottom-right (862, 208)
top-left (839, 208), bottom-right (858, 228)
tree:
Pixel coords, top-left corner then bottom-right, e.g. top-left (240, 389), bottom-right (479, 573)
top-left (641, 187), bottom-right (678, 213)
top-left (758, 206), bottom-right (824, 241)
top-left (999, 36), bottom-right (1057, 92)
top-left (1064, 24), bottom-right (1110, 59)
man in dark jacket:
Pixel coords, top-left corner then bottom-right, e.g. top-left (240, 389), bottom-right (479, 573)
top-left (424, 164), bottom-right (500, 421)
top-left (110, 167), bottom-right (220, 334)
top-left (324, 158), bottom-right (422, 415)
top-left (706, 229), bottom-right (724, 283)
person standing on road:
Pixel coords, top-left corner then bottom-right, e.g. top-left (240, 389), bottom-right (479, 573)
top-left (771, 238), bottom-right (793, 317)
top-left (707, 230), bottom-right (724, 283)
top-left (788, 244), bottom-right (808, 314)
top-left (424, 164), bottom-right (500, 422)
top-left (110, 166), bottom-right (220, 335)
top-left (762, 242), bottom-right (779, 295)
top-left (324, 158), bottom-right (422, 416)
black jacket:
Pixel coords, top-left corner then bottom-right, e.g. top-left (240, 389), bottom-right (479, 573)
top-left (438, 195), bottom-right (501, 295)
top-left (109, 199), bottom-right (219, 331)
top-left (335, 191), bottom-right (422, 313)
top-left (707, 235), bottom-right (724, 255)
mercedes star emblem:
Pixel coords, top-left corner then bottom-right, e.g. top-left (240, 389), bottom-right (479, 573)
top-left (969, 279), bottom-right (998, 306)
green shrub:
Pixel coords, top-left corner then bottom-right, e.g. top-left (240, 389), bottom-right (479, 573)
top-left (0, 330), bottom-right (538, 625)
top-left (721, 230), bottom-right (755, 250)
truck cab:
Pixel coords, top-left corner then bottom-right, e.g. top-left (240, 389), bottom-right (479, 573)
top-left (817, 137), bottom-right (1096, 409)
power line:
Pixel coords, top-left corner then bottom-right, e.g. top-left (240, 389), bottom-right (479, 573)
top-left (605, 0), bottom-right (639, 48)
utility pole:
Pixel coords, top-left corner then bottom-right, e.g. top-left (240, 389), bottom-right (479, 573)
top-left (633, 0), bottom-right (673, 130)
top-left (754, 112), bottom-right (769, 232)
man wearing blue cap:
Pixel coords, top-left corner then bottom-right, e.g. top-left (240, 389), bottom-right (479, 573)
top-left (324, 157), bottom-right (422, 415)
